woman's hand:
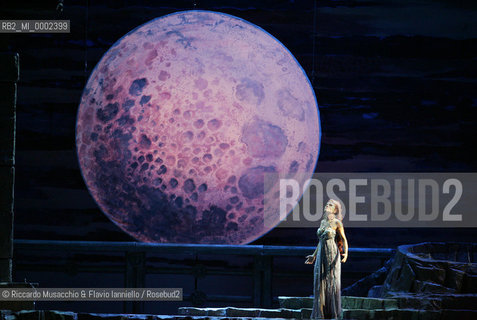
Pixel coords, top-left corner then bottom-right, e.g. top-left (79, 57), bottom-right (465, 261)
top-left (305, 255), bottom-right (316, 264)
top-left (341, 252), bottom-right (348, 263)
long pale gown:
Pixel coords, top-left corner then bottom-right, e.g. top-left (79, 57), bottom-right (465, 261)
top-left (310, 226), bottom-right (342, 319)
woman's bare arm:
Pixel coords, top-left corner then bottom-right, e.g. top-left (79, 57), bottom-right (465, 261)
top-left (305, 220), bottom-right (326, 264)
top-left (312, 240), bottom-right (319, 257)
top-left (337, 220), bottom-right (348, 263)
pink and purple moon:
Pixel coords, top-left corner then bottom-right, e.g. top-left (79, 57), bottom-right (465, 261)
top-left (76, 10), bottom-right (320, 244)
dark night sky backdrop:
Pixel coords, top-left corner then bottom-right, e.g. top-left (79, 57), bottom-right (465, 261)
top-left (1, 0), bottom-right (476, 248)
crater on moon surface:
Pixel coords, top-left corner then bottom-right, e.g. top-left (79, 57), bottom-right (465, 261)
top-left (76, 10), bottom-right (320, 244)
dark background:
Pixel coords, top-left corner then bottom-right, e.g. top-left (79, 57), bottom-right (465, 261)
top-left (0, 0), bottom-right (476, 314)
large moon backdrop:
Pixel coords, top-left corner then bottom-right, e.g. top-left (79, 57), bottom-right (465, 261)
top-left (76, 10), bottom-right (321, 244)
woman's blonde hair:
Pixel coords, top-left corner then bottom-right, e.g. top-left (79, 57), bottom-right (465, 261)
top-left (328, 199), bottom-right (343, 221)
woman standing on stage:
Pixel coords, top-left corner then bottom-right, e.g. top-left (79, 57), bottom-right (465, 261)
top-left (305, 199), bottom-right (348, 320)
